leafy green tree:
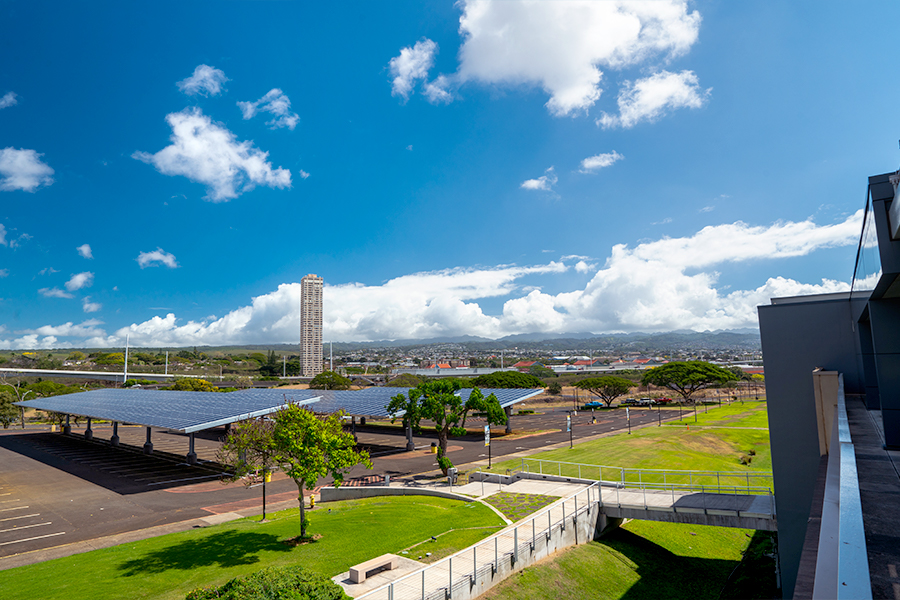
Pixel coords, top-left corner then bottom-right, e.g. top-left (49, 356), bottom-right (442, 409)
top-left (309, 371), bottom-right (352, 390)
top-left (471, 371), bottom-right (545, 389)
top-left (67, 351), bottom-right (86, 361)
top-left (218, 417), bottom-right (278, 520)
top-left (547, 381), bottom-right (563, 395)
top-left (272, 404), bottom-right (371, 538)
top-left (165, 378), bottom-right (221, 392)
top-left (0, 390), bottom-right (19, 429)
top-left (385, 373), bottom-right (426, 388)
top-left (575, 376), bottom-right (636, 407)
top-left (94, 352), bottom-right (126, 366)
top-left (387, 379), bottom-right (506, 474)
top-left (641, 361), bottom-right (738, 403)
top-left (186, 565), bottom-right (347, 600)
top-left (528, 364), bottom-right (557, 378)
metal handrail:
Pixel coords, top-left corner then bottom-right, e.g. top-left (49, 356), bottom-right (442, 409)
top-left (357, 482), bottom-right (599, 600)
top-left (518, 458), bottom-right (773, 495)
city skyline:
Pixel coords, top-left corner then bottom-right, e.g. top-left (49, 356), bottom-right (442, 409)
top-left (2, 2), bottom-right (899, 349)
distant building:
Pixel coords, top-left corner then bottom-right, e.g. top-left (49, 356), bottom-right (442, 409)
top-left (300, 274), bottom-right (323, 377)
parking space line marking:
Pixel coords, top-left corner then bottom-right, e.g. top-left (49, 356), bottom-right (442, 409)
top-left (147, 473), bottom-right (223, 486)
top-left (0, 522), bottom-right (51, 534)
top-left (0, 514), bottom-right (40, 522)
top-left (0, 499), bottom-right (22, 503)
top-left (0, 493), bottom-right (10, 497)
top-left (0, 506), bottom-right (28, 512)
top-left (0, 531), bottom-right (65, 546)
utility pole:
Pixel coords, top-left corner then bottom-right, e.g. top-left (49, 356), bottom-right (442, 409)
top-left (123, 334), bottom-right (129, 386)
top-left (283, 354), bottom-right (286, 377)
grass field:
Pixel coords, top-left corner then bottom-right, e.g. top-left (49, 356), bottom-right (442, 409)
top-left (0, 496), bottom-right (504, 600)
top-left (482, 520), bottom-right (774, 600)
top-left (479, 400), bottom-right (777, 600)
top-left (485, 401), bottom-right (771, 477)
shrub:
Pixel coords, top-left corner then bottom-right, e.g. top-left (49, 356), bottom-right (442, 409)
top-left (186, 565), bottom-right (348, 600)
top-left (547, 381), bottom-right (562, 395)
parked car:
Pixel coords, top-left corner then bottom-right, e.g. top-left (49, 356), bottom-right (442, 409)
top-left (654, 397), bottom-right (673, 404)
top-left (621, 398), bottom-right (639, 405)
top-left (582, 401), bottom-right (604, 409)
top-left (637, 398), bottom-right (653, 406)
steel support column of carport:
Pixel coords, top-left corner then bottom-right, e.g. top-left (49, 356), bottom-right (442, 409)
top-left (143, 426), bottom-right (153, 455)
top-left (186, 433), bottom-right (197, 465)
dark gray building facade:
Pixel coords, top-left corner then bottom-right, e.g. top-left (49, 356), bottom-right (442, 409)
top-left (758, 170), bottom-right (900, 597)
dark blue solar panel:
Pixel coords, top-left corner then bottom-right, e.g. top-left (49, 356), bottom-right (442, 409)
top-left (16, 387), bottom-right (541, 432)
top-left (17, 388), bottom-right (319, 433)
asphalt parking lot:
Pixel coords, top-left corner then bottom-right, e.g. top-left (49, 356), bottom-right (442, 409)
top-left (0, 403), bottom-right (684, 565)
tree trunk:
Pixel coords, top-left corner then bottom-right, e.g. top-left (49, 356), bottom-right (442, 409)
top-left (437, 429), bottom-right (449, 474)
top-left (294, 479), bottom-right (307, 538)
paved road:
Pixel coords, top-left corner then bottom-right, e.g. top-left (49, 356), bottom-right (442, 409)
top-left (0, 404), bottom-right (685, 563)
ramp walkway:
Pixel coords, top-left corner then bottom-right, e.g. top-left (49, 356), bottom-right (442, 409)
top-left (343, 462), bottom-right (776, 600)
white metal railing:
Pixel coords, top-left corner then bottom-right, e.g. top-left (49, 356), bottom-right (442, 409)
top-left (812, 374), bottom-right (871, 599)
top-left (518, 458), bottom-right (774, 495)
top-left (357, 482), bottom-right (599, 600)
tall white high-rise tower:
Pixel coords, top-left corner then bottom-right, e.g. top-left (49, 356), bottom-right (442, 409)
top-left (300, 274), bottom-right (323, 377)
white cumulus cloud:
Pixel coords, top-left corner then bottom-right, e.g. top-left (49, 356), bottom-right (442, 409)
top-left (580, 151), bottom-right (624, 173)
top-left (456, 0), bottom-right (700, 116)
top-left (76, 243), bottom-right (93, 259)
top-left (82, 297), bottom-right (102, 313)
top-left (177, 64), bottom-right (229, 96)
top-left (0, 148), bottom-right (55, 192)
top-left (0, 92), bottom-right (17, 109)
top-left (521, 167), bottom-right (557, 191)
top-left (389, 39), bottom-right (441, 102)
top-left (597, 70), bottom-right (710, 129)
top-left (133, 108), bottom-right (292, 201)
top-left (38, 287), bottom-right (74, 299)
top-left (65, 271), bottom-right (94, 292)
top-left (237, 89), bottom-right (300, 130)
top-left (137, 248), bottom-right (178, 269)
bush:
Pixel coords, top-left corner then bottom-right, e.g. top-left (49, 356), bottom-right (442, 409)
top-left (471, 371), bottom-right (544, 389)
top-left (186, 565), bottom-right (348, 600)
top-left (547, 381), bottom-right (562, 395)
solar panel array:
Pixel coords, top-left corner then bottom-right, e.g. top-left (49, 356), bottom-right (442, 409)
top-left (222, 387), bottom-right (543, 416)
top-left (16, 388), bottom-right (319, 433)
top-left (16, 386), bottom-right (542, 432)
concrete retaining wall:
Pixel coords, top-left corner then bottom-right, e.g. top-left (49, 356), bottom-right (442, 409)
top-left (319, 485), bottom-right (474, 503)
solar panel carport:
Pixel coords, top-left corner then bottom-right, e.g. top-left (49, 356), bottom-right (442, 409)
top-left (16, 388), bottom-right (320, 464)
top-left (15, 386), bottom-right (542, 463)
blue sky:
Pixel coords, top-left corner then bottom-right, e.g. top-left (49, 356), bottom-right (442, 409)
top-left (1, 1), bottom-right (898, 348)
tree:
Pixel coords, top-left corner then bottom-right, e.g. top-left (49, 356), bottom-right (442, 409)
top-left (575, 376), bottom-right (636, 407)
top-left (0, 390), bottom-right (18, 429)
top-left (641, 361), bottom-right (738, 403)
top-left (67, 351), bottom-right (86, 361)
top-left (547, 381), bottom-right (563, 395)
top-left (387, 379), bottom-right (506, 475)
top-left (384, 373), bottom-right (426, 388)
top-left (272, 404), bottom-right (371, 538)
top-left (471, 371), bottom-right (545, 389)
top-left (165, 378), bottom-right (221, 392)
top-left (218, 417), bottom-right (278, 520)
top-left (308, 371), bottom-right (352, 390)
top-left (528, 364), bottom-right (557, 378)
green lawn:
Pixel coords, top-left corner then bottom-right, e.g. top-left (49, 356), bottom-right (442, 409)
top-left (486, 401), bottom-right (771, 483)
top-left (483, 520), bottom-right (773, 600)
top-left (483, 492), bottom-right (560, 521)
top-left (0, 496), bottom-right (504, 600)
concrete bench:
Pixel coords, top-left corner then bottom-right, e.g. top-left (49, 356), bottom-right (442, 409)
top-left (349, 553), bottom-right (399, 584)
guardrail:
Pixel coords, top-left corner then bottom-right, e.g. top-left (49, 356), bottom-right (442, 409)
top-left (518, 458), bottom-right (774, 495)
top-left (357, 483), bottom-right (600, 600)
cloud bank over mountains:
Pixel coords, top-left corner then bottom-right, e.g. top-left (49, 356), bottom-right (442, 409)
top-left (0, 211), bottom-right (863, 349)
